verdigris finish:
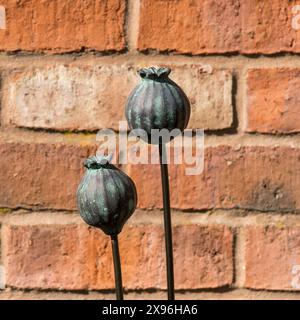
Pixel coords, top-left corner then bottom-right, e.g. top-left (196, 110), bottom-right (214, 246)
top-left (125, 66), bottom-right (191, 300)
top-left (125, 67), bottom-right (190, 143)
top-left (77, 154), bottom-right (137, 236)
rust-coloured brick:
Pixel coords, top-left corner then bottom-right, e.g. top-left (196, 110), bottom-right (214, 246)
top-left (0, 142), bottom-right (96, 210)
top-left (138, 0), bottom-right (241, 55)
top-left (247, 68), bottom-right (300, 134)
top-left (3, 222), bottom-right (233, 290)
top-left (127, 146), bottom-right (300, 212)
top-left (0, 0), bottom-right (126, 52)
top-left (245, 226), bottom-right (300, 291)
top-left (138, 0), bottom-right (300, 55)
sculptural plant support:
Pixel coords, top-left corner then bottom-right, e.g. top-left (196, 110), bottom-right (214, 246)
top-left (77, 66), bottom-right (190, 300)
top-left (125, 67), bottom-right (191, 300)
top-left (159, 142), bottom-right (175, 300)
top-left (77, 155), bottom-right (137, 300)
top-left (111, 234), bottom-right (123, 300)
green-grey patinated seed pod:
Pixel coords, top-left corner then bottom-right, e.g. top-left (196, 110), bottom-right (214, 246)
top-left (125, 67), bottom-right (190, 144)
top-left (77, 155), bottom-right (137, 236)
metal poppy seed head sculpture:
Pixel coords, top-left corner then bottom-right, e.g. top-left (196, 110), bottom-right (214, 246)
top-left (125, 66), bottom-right (191, 300)
top-left (76, 154), bottom-right (137, 236)
top-left (125, 66), bottom-right (191, 144)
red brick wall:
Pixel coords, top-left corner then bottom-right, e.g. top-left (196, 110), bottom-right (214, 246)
top-left (1, 0), bottom-right (300, 300)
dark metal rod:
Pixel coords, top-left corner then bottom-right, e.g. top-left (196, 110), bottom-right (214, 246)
top-left (111, 235), bottom-right (124, 300)
top-left (159, 142), bottom-right (175, 300)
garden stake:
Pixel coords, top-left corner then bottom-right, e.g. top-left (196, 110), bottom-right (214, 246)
top-left (125, 67), bottom-right (191, 300)
top-left (76, 154), bottom-right (137, 300)
top-left (159, 141), bottom-right (174, 300)
top-left (111, 234), bottom-right (123, 300)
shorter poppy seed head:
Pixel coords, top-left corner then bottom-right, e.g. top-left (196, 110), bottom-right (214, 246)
top-left (84, 154), bottom-right (114, 169)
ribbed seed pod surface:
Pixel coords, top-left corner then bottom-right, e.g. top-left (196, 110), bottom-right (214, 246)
top-left (125, 67), bottom-right (190, 143)
top-left (77, 155), bottom-right (137, 236)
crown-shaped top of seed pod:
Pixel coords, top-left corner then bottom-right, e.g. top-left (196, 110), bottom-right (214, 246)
top-left (125, 66), bottom-right (191, 143)
top-left (83, 154), bottom-right (113, 169)
top-left (138, 66), bottom-right (171, 79)
top-left (77, 154), bottom-right (137, 236)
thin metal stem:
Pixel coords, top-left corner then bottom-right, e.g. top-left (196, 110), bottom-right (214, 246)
top-left (159, 142), bottom-right (175, 300)
top-left (111, 234), bottom-right (124, 300)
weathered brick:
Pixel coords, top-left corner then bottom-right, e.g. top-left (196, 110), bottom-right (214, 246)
top-left (0, 142), bottom-right (96, 210)
top-left (3, 224), bottom-right (92, 290)
top-left (3, 65), bottom-right (137, 132)
top-left (173, 225), bottom-right (233, 289)
top-left (127, 146), bottom-right (300, 212)
top-left (245, 226), bottom-right (300, 291)
top-left (3, 222), bottom-right (233, 290)
top-left (247, 69), bottom-right (300, 134)
top-left (138, 0), bottom-right (300, 55)
top-left (241, 0), bottom-right (300, 54)
top-left (172, 66), bottom-right (233, 130)
top-left (3, 64), bottom-right (233, 132)
top-left (4, 143), bottom-right (299, 213)
top-left (138, 0), bottom-right (241, 55)
top-left (0, 0), bottom-right (126, 52)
